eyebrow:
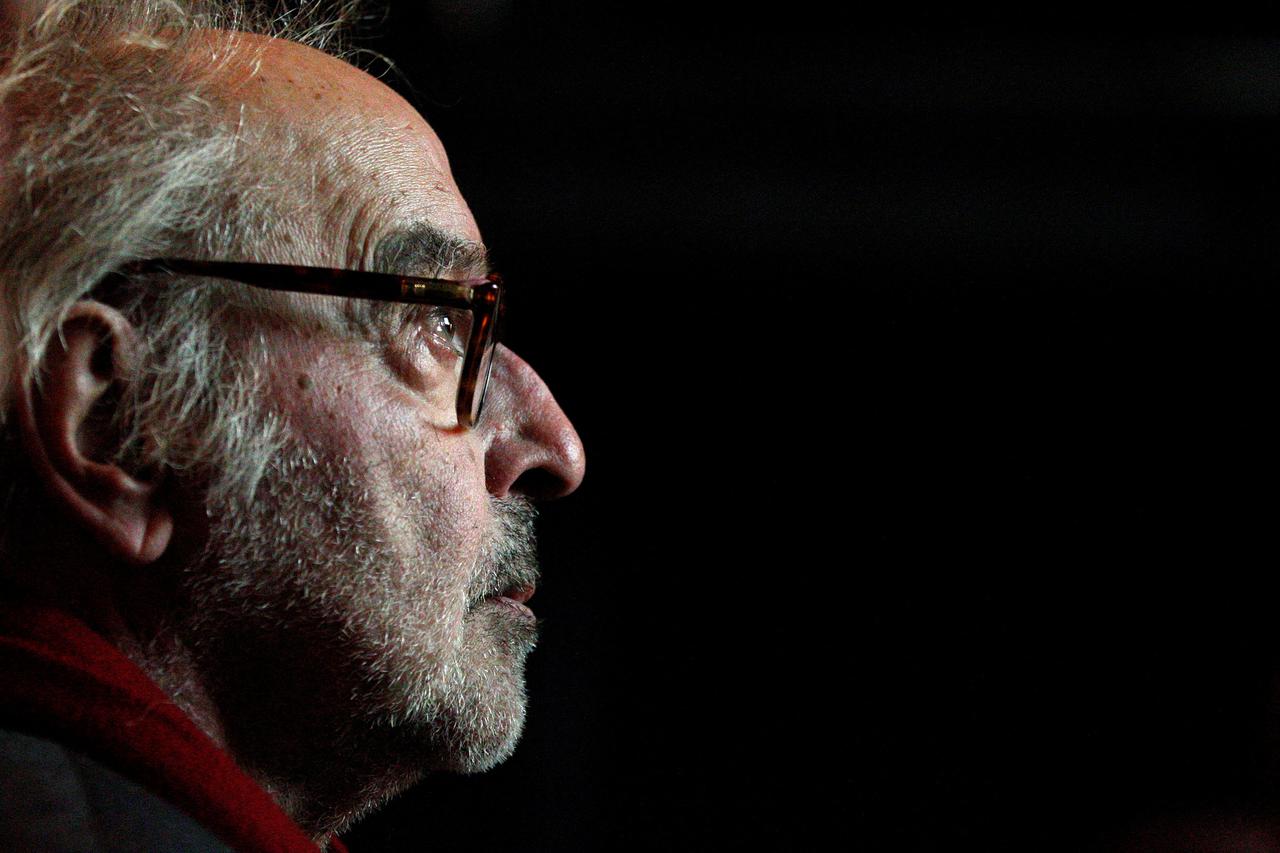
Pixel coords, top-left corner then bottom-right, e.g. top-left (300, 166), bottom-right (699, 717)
top-left (372, 224), bottom-right (491, 280)
top-left (345, 224), bottom-right (491, 339)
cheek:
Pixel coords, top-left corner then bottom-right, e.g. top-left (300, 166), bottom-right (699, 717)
top-left (368, 423), bottom-right (489, 645)
top-left (279, 346), bottom-right (488, 580)
top-left (380, 424), bottom-right (488, 574)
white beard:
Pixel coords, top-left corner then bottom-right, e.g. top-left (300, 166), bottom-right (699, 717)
top-left (173, 429), bottom-right (541, 829)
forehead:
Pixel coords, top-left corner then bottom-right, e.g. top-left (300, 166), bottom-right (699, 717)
top-left (224, 36), bottom-right (482, 266)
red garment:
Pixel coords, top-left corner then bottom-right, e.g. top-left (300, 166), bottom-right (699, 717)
top-left (0, 597), bottom-right (347, 853)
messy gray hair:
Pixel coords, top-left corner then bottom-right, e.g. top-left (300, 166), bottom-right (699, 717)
top-left (0, 0), bottom-right (365, 550)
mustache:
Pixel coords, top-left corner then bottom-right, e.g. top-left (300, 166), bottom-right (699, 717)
top-left (468, 495), bottom-right (540, 608)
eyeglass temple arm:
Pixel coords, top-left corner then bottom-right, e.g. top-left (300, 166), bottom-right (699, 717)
top-left (119, 259), bottom-right (497, 308)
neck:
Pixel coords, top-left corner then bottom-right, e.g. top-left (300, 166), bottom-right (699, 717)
top-left (126, 609), bottom-right (422, 841)
top-left (6, 515), bottom-right (418, 841)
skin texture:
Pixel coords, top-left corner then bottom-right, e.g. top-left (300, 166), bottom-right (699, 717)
top-left (11, 34), bottom-right (584, 843)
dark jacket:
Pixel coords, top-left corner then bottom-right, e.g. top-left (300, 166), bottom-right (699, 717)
top-left (0, 596), bottom-right (340, 853)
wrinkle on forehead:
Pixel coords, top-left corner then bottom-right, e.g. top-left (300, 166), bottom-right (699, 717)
top-left (202, 31), bottom-right (481, 268)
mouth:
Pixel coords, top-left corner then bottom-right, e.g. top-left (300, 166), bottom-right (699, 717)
top-left (488, 584), bottom-right (536, 619)
top-left (500, 584), bottom-right (535, 604)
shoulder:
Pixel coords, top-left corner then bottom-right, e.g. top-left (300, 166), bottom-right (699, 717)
top-left (0, 727), bottom-right (232, 853)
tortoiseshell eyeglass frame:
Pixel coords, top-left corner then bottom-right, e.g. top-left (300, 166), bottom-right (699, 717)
top-left (116, 258), bottom-right (504, 429)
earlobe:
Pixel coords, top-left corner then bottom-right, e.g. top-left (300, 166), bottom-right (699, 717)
top-left (13, 301), bottom-right (173, 566)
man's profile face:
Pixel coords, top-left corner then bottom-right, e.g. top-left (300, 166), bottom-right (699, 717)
top-left (191, 367), bottom-right (544, 779)
top-left (169, 36), bottom-right (584, 789)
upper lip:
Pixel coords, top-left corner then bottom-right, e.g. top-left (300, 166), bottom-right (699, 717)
top-left (498, 584), bottom-right (536, 604)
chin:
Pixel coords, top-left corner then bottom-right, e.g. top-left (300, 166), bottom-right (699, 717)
top-left (443, 706), bottom-right (527, 775)
top-left (372, 630), bottom-right (534, 776)
top-left (389, 677), bottom-right (529, 776)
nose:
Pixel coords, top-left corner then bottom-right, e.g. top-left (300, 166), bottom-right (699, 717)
top-left (480, 345), bottom-right (586, 499)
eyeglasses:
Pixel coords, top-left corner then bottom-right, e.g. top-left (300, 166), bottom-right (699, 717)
top-left (117, 258), bottom-right (503, 429)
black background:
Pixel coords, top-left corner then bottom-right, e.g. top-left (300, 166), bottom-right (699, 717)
top-left (345, 5), bottom-right (1274, 851)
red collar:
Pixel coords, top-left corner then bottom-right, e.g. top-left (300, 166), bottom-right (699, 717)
top-left (0, 597), bottom-right (345, 853)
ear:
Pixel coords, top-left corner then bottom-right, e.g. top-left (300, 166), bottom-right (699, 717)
top-left (13, 300), bottom-right (173, 565)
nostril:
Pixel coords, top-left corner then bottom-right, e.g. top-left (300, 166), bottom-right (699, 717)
top-left (511, 467), bottom-right (573, 501)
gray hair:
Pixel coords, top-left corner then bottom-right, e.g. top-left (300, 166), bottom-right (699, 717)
top-left (0, 0), bottom-right (365, 551)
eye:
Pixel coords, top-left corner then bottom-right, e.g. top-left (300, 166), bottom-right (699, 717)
top-left (420, 307), bottom-right (469, 359)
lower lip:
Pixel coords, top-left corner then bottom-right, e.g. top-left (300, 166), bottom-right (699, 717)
top-left (490, 595), bottom-right (535, 620)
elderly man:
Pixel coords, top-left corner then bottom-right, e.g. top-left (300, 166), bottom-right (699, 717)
top-left (0, 2), bottom-right (584, 850)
